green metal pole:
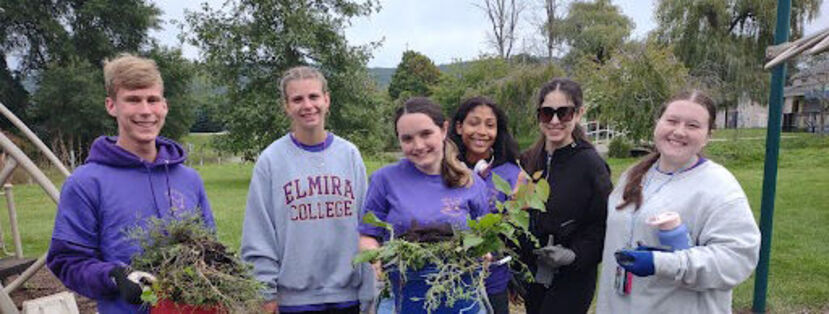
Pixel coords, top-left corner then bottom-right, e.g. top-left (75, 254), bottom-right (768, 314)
top-left (752, 0), bottom-right (790, 312)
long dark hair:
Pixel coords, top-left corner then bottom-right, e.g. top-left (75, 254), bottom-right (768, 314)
top-left (616, 90), bottom-right (716, 210)
top-left (394, 97), bottom-right (473, 188)
top-left (450, 96), bottom-right (520, 169)
top-left (522, 78), bottom-right (590, 175)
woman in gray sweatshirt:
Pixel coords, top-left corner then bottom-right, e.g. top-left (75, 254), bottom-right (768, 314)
top-left (241, 66), bottom-right (374, 313)
top-left (597, 90), bottom-right (761, 314)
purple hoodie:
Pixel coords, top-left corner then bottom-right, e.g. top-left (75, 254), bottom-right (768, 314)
top-left (47, 136), bottom-right (215, 314)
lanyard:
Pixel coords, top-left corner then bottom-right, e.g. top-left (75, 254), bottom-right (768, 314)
top-left (626, 156), bottom-right (699, 247)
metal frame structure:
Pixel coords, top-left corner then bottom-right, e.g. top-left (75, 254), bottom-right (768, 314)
top-left (0, 102), bottom-right (72, 314)
top-left (754, 1), bottom-right (827, 312)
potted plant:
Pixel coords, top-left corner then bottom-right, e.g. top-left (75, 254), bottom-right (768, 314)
top-left (355, 172), bottom-right (549, 313)
top-left (127, 214), bottom-right (263, 313)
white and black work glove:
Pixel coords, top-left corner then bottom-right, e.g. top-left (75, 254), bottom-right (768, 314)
top-left (110, 266), bottom-right (157, 305)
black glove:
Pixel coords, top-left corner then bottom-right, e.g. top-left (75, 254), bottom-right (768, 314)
top-left (110, 266), bottom-right (156, 305)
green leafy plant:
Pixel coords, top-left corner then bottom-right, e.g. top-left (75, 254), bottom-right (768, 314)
top-left (608, 136), bottom-right (633, 158)
top-left (128, 213), bottom-right (263, 313)
top-left (354, 172), bottom-right (550, 313)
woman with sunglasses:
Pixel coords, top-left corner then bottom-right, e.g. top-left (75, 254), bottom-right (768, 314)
top-left (450, 96), bottom-right (523, 314)
top-left (519, 78), bottom-right (612, 314)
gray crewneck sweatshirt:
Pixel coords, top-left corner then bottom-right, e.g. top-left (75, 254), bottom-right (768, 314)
top-left (597, 160), bottom-right (760, 314)
top-left (241, 133), bottom-right (373, 307)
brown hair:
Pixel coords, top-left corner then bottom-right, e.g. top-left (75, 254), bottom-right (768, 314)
top-left (395, 97), bottom-right (473, 188)
top-left (103, 53), bottom-right (163, 98)
top-left (279, 66), bottom-right (329, 102)
top-left (523, 78), bottom-right (590, 175)
top-left (616, 90), bottom-right (716, 210)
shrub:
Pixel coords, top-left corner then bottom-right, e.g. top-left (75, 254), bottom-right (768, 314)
top-left (608, 137), bottom-right (634, 158)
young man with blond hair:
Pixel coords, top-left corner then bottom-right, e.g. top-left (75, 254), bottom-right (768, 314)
top-left (47, 53), bottom-right (215, 313)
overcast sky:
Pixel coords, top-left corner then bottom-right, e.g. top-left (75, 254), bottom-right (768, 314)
top-left (151, 0), bottom-right (828, 68)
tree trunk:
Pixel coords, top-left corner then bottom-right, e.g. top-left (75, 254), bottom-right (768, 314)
top-left (545, 0), bottom-right (555, 62)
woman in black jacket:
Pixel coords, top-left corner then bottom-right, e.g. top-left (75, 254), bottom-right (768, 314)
top-left (519, 78), bottom-right (612, 314)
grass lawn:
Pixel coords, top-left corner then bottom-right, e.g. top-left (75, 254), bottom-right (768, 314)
top-left (2, 131), bottom-right (826, 312)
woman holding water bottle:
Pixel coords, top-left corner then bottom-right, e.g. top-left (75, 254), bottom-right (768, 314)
top-left (596, 90), bottom-right (761, 313)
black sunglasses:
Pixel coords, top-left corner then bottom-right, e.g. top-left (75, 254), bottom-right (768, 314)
top-left (537, 106), bottom-right (576, 123)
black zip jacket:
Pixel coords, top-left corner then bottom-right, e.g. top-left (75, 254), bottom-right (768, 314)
top-left (519, 138), bottom-right (612, 314)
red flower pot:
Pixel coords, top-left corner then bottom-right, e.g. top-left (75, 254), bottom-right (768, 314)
top-left (151, 299), bottom-right (224, 314)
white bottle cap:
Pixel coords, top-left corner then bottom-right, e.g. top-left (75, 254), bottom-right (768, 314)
top-left (646, 211), bottom-right (682, 230)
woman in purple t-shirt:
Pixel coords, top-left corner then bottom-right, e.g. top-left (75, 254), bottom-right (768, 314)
top-left (450, 96), bottom-right (524, 314)
top-left (358, 97), bottom-right (491, 313)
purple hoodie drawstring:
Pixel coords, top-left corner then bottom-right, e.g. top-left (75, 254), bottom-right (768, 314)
top-left (164, 160), bottom-right (173, 212)
top-left (145, 163), bottom-right (162, 218)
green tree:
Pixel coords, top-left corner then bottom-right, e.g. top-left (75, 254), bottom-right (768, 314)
top-left (26, 47), bottom-right (199, 163)
top-left (184, 0), bottom-right (385, 159)
top-left (29, 59), bottom-right (110, 165)
top-left (479, 62), bottom-right (566, 137)
top-left (189, 72), bottom-right (226, 133)
top-left (575, 40), bottom-right (689, 142)
top-left (654, 0), bottom-right (821, 110)
top-left (0, 57), bottom-right (29, 131)
top-left (148, 47), bottom-right (198, 141)
top-left (387, 50), bottom-right (442, 100)
top-left (432, 57), bottom-right (512, 115)
top-left (540, 0), bottom-right (567, 61)
top-left (432, 57), bottom-right (565, 139)
top-left (562, 0), bottom-right (633, 64)
top-left (1, 0), bottom-right (160, 72)
top-left (1, 0), bottom-right (162, 162)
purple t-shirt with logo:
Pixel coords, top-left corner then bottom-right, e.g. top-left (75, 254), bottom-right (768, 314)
top-left (359, 159), bottom-right (491, 240)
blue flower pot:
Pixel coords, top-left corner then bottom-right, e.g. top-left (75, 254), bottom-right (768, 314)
top-left (387, 264), bottom-right (481, 314)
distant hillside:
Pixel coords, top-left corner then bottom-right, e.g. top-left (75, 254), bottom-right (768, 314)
top-left (368, 62), bottom-right (469, 89)
top-left (367, 67), bottom-right (395, 88)
top-left (368, 56), bottom-right (552, 90)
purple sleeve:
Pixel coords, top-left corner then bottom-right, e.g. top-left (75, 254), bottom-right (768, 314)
top-left (47, 238), bottom-right (119, 300)
top-left (358, 172), bottom-right (390, 240)
top-left (51, 176), bottom-right (100, 247)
